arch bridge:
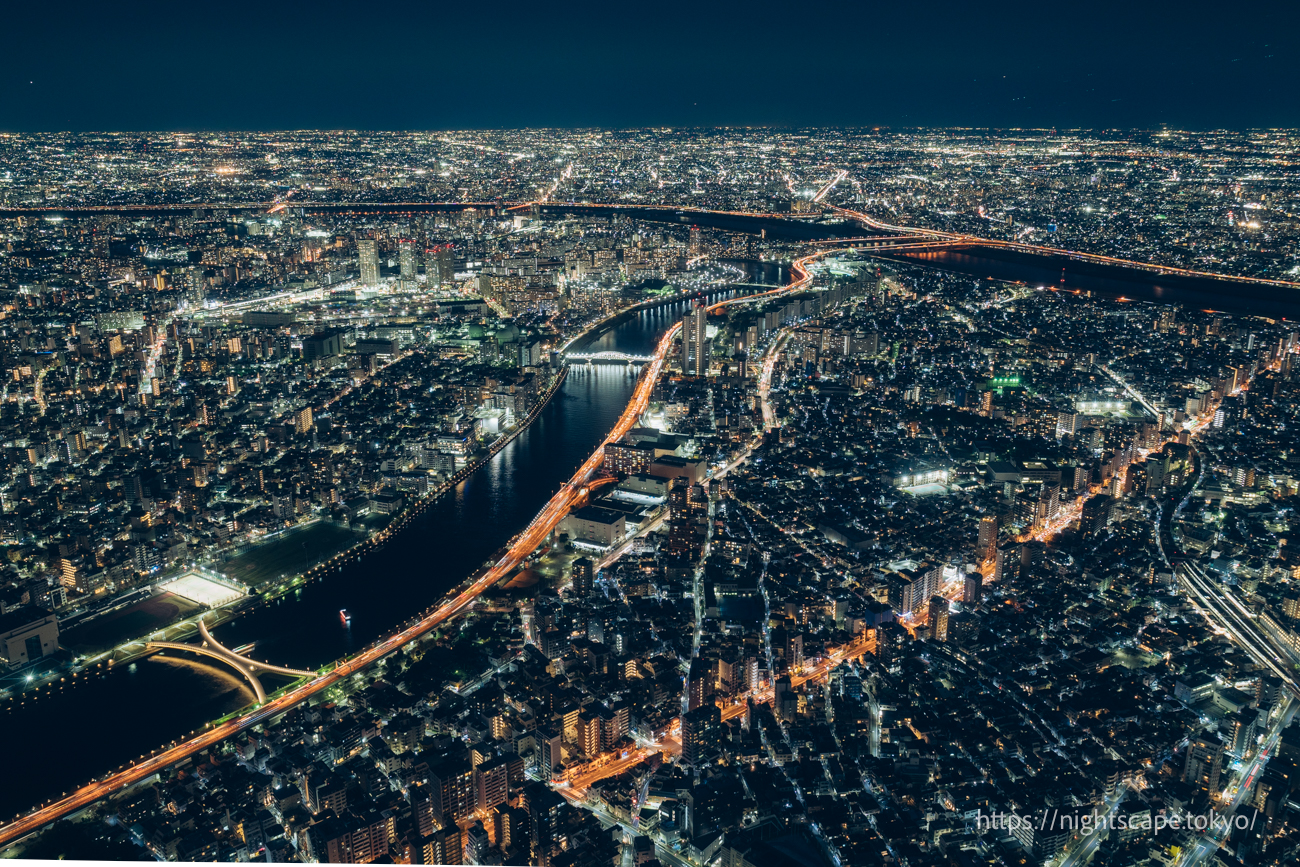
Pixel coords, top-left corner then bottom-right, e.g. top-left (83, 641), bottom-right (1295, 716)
top-left (146, 619), bottom-right (315, 704)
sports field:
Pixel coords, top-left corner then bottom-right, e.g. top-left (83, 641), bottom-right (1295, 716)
top-left (167, 572), bottom-right (244, 606)
top-left (220, 521), bottom-right (365, 586)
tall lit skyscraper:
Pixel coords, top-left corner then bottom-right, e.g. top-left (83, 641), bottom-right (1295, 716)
top-left (186, 267), bottom-right (205, 308)
top-left (976, 515), bottom-right (998, 562)
top-left (929, 596), bottom-right (949, 642)
top-left (426, 245), bottom-right (454, 288)
top-left (687, 657), bottom-right (706, 711)
top-left (689, 225), bottom-right (702, 259)
top-left (683, 302), bottom-right (708, 376)
top-left (571, 557), bottom-right (593, 598)
top-left (774, 675), bottom-right (795, 723)
top-left (399, 239), bottom-right (417, 287)
top-left (1055, 412), bottom-right (1078, 439)
top-left (358, 238), bottom-right (380, 286)
top-left (962, 570), bottom-right (983, 605)
top-left (681, 703), bottom-right (720, 766)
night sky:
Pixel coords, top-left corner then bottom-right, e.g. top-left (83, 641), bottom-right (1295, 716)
top-left (4, 0), bottom-right (1297, 131)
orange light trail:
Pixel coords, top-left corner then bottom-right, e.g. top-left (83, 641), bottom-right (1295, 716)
top-left (0, 246), bottom-right (836, 847)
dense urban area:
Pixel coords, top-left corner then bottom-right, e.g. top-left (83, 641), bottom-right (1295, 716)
top-left (1, 129), bottom-right (1300, 867)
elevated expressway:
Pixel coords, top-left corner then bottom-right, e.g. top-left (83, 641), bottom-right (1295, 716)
top-left (824, 202), bottom-right (1300, 291)
top-left (0, 238), bottom-right (833, 847)
top-left (1179, 563), bottom-right (1300, 695)
top-left (4, 191), bottom-right (1291, 841)
top-left (1171, 562), bottom-right (1300, 867)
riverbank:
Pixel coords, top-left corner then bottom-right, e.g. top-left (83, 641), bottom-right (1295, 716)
top-left (46, 274), bottom-right (725, 680)
top-left (253, 362), bottom-right (570, 607)
top-left (0, 286), bottom-right (726, 819)
top-left (558, 262), bottom-right (761, 356)
top-left (879, 245), bottom-right (1300, 318)
top-left (0, 248), bottom-right (835, 845)
top-left (49, 364), bottom-right (570, 676)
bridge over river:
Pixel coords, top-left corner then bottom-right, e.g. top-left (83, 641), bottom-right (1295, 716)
top-left (563, 350), bottom-right (654, 363)
top-left (146, 620), bottom-right (314, 704)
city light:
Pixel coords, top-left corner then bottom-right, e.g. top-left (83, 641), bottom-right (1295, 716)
top-left (0, 127), bottom-right (1296, 867)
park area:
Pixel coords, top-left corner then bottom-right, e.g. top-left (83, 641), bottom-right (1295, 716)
top-left (61, 592), bottom-right (204, 653)
top-left (217, 521), bottom-right (366, 587)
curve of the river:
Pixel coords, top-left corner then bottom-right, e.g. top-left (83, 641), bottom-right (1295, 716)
top-left (0, 273), bottom-right (780, 820)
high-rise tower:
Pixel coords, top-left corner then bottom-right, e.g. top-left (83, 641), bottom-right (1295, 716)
top-left (930, 596), bottom-right (950, 642)
top-left (683, 303), bottom-right (708, 376)
top-left (977, 515), bottom-right (998, 563)
top-left (399, 239), bottom-right (417, 287)
top-left (426, 245), bottom-right (454, 288)
top-left (358, 238), bottom-right (380, 286)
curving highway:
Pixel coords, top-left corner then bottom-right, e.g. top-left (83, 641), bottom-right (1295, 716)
top-left (0, 243), bottom-right (833, 847)
top-left (7, 189), bottom-right (1277, 844)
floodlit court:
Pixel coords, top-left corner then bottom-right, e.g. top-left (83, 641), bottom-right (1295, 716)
top-left (900, 483), bottom-right (950, 497)
top-left (164, 572), bottom-right (245, 608)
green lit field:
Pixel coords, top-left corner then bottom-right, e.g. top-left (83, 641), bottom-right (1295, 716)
top-left (219, 522), bottom-right (366, 587)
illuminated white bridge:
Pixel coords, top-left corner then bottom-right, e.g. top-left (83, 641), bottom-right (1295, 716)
top-left (146, 619), bottom-right (315, 704)
top-left (564, 351), bottom-right (653, 363)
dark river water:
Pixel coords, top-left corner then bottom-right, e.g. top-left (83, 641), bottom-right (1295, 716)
top-left (11, 240), bottom-right (1268, 820)
top-left (0, 270), bottom-right (782, 820)
top-left (888, 247), bottom-right (1300, 318)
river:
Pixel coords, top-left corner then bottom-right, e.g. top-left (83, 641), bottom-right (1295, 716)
top-left (0, 272), bottom-right (781, 820)
top-left (885, 247), bottom-right (1300, 318)
top-left (4, 232), bottom-right (1280, 822)
top-left (4, 234), bottom-right (1281, 821)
